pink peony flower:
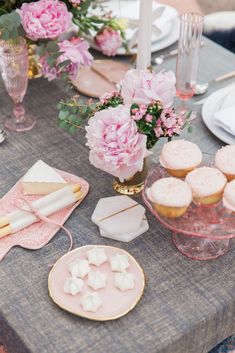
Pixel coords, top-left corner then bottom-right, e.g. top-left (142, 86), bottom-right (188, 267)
top-left (58, 37), bottom-right (93, 78)
top-left (40, 37), bottom-right (93, 81)
top-left (85, 105), bottom-right (151, 181)
top-left (121, 69), bottom-right (176, 107)
top-left (94, 27), bottom-right (122, 56)
top-left (18, 0), bottom-right (72, 40)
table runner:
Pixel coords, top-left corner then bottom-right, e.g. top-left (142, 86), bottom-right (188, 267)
top-left (0, 37), bottom-right (235, 353)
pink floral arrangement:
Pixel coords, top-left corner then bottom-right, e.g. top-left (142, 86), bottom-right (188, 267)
top-left (1, 0), bottom-right (127, 83)
top-left (58, 69), bottom-right (189, 181)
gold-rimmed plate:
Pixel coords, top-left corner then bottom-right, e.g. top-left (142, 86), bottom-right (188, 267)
top-left (48, 245), bottom-right (145, 321)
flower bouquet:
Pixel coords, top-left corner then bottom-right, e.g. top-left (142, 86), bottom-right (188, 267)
top-left (58, 69), bottom-right (191, 194)
top-left (0, 0), bottom-right (126, 82)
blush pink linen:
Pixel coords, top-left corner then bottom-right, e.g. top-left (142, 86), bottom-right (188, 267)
top-left (18, 0), bottom-right (72, 40)
top-left (121, 69), bottom-right (176, 107)
top-left (94, 28), bottom-right (122, 56)
top-left (85, 105), bottom-right (151, 182)
top-left (0, 169), bottom-right (89, 261)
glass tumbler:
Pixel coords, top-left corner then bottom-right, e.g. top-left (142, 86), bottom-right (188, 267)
top-left (0, 37), bottom-right (36, 132)
top-left (175, 13), bottom-right (204, 112)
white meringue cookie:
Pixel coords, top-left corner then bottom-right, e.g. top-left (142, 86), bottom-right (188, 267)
top-left (80, 292), bottom-right (102, 312)
top-left (68, 259), bottom-right (90, 279)
top-left (110, 253), bottom-right (130, 272)
top-left (87, 271), bottom-right (107, 290)
top-left (87, 248), bottom-right (108, 267)
top-left (63, 277), bottom-right (84, 295)
top-left (114, 272), bottom-right (135, 291)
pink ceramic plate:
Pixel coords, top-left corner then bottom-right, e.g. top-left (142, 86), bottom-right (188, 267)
top-left (0, 169), bottom-right (89, 261)
top-left (48, 245), bottom-right (145, 321)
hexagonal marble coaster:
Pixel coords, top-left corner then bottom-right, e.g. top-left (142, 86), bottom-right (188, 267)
top-left (100, 218), bottom-right (149, 242)
top-left (91, 196), bottom-right (149, 242)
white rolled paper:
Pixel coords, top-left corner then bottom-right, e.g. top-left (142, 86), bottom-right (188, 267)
top-left (8, 186), bottom-right (77, 233)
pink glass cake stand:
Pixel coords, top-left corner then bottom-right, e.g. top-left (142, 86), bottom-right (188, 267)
top-left (143, 165), bottom-right (235, 261)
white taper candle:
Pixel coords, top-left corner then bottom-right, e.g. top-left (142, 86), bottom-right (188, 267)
top-left (136, 0), bottom-right (153, 70)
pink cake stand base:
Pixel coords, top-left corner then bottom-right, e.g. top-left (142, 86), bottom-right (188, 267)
top-left (172, 234), bottom-right (230, 260)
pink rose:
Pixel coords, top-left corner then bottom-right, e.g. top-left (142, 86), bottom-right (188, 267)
top-left (86, 106), bottom-right (151, 181)
top-left (18, 0), bottom-right (72, 40)
top-left (121, 69), bottom-right (176, 107)
top-left (94, 27), bottom-right (122, 56)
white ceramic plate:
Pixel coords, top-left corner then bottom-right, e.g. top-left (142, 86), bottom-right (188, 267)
top-left (202, 85), bottom-right (235, 145)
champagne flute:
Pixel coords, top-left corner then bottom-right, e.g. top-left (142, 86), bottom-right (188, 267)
top-left (175, 13), bottom-right (204, 113)
top-left (0, 37), bottom-right (36, 132)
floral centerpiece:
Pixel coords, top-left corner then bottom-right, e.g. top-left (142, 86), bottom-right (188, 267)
top-left (58, 69), bottom-right (191, 194)
top-left (0, 0), bottom-right (126, 82)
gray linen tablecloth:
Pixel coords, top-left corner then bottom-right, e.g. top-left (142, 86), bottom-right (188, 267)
top-left (0, 37), bottom-right (235, 353)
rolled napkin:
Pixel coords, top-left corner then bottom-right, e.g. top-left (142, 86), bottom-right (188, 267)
top-left (0, 184), bottom-right (82, 238)
top-left (214, 106), bottom-right (235, 136)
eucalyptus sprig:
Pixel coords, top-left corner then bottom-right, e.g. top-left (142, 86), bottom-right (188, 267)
top-left (0, 11), bottom-right (23, 40)
top-left (58, 97), bottom-right (97, 134)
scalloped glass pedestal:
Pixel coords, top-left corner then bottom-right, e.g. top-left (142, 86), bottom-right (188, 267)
top-left (143, 165), bottom-right (235, 261)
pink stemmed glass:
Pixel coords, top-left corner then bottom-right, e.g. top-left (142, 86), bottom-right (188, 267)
top-left (176, 13), bottom-right (204, 113)
top-left (0, 37), bottom-right (36, 132)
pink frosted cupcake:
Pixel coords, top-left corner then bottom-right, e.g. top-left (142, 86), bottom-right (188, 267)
top-left (147, 177), bottom-right (192, 218)
top-left (185, 167), bottom-right (227, 205)
top-left (159, 140), bottom-right (202, 178)
top-left (215, 145), bottom-right (235, 181)
top-left (223, 179), bottom-right (235, 212)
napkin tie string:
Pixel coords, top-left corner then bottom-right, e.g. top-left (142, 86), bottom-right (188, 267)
top-left (15, 198), bottom-right (73, 252)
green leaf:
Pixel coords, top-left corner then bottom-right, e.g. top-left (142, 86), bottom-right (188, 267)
top-left (72, 106), bottom-right (78, 114)
top-left (59, 110), bottom-right (69, 120)
top-left (59, 121), bottom-right (69, 129)
top-left (46, 55), bottom-right (56, 68)
top-left (69, 126), bottom-right (77, 134)
top-left (68, 114), bottom-right (78, 123)
top-left (46, 41), bottom-right (59, 53)
top-left (188, 125), bottom-right (193, 133)
top-left (0, 30), bottom-right (9, 40)
top-left (57, 59), bottom-right (71, 70)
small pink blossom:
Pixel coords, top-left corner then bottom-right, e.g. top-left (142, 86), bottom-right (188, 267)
top-left (154, 108), bottom-right (185, 138)
top-left (85, 105), bottom-right (151, 181)
top-left (100, 90), bottom-right (120, 104)
top-left (18, 0), bottom-right (72, 40)
top-left (94, 27), bottom-right (122, 56)
top-left (121, 69), bottom-right (176, 107)
top-left (145, 114), bottom-right (153, 123)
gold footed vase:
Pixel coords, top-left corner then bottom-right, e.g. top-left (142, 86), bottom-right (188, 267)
top-left (113, 161), bottom-right (148, 195)
top-left (28, 44), bottom-right (42, 79)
